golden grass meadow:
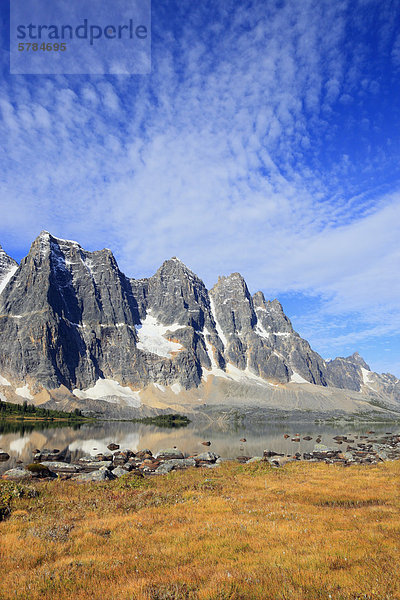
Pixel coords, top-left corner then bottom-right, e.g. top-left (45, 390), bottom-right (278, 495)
top-left (1, 460), bottom-right (400, 600)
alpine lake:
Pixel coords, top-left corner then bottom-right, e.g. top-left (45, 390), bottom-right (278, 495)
top-left (1, 415), bottom-right (399, 474)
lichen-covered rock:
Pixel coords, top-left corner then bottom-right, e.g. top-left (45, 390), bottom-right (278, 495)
top-left (1, 468), bottom-right (32, 481)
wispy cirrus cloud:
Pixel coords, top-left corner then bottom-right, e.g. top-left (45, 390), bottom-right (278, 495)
top-left (0, 0), bottom-right (400, 373)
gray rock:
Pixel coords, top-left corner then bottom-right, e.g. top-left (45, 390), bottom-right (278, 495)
top-left (343, 452), bottom-right (355, 462)
top-left (2, 468), bottom-right (32, 481)
top-left (274, 456), bottom-right (295, 467)
top-left (246, 457), bottom-right (263, 463)
top-left (155, 462), bottom-right (175, 474)
top-left (313, 444), bottom-right (335, 453)
top-left (107, 443), bottom-right (120, 451)
top-left (111, 466), bottom-right (128, 478)
top-left (78, 460), bottom-right (112, 470)
top-left (75, 469), bottom-right (116, 482)
top-left (155, 448), bottom-right (184, 460)
top-left (40, 461), bottom-right (81, 473)
top-left (155, 458), bottom-right (196, 474)
top-left (121, 462), bottom-right (135, 471)
top-left (34, 448), bottom-right (66, 462)
top-left (96, 453), bottom-right (114, 462)
top-left (194, 452), bottom-right (220, 462)
top-left (264, 450), bottom-right (284, 457)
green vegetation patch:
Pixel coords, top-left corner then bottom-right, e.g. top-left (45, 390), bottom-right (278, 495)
top-left (0, 480), bottom-right (38, 521)
top-left (0, 398), bottom-right (90, 421)
top-left (133, 414), bottom-right (191, 428)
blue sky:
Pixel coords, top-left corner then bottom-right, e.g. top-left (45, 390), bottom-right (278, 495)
top-left (1, 0), bottom-right (400, 375)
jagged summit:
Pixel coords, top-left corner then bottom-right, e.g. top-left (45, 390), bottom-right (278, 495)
top-left (156, 256), bottom-right (199, 279)
top-left (346, 352), bottom-right (371, 371)
top-left (37, 230), bottom-right (80, 243)
top-left (0, 231), bottom-right (399, 417)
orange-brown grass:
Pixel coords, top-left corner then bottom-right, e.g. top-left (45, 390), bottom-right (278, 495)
top-left (1, 460), bottom-right (400, 600)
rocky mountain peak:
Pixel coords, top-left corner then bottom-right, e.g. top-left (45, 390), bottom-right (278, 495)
top-left (156, 257), bottom-right (199, 281)
top-left (252, 290), bottom-right (266, 307)
top-left (210, 272), bottom-right (256, 337)
top-left (145, 257), bottom-right (210, 329)
top-left (346, 352), bottom-right (371, 371)
top-left (253, 297), bottom-right (294, 334)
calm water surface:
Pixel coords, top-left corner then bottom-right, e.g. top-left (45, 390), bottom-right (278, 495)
top-left (1, 419), bottom-right (398, 473)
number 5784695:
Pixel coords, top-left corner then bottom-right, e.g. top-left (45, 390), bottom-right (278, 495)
top-left (18, 43), bottom-right (67, 51)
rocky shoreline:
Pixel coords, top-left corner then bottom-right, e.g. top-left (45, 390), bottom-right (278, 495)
top-left (2, 430), bottom-right (400, 482)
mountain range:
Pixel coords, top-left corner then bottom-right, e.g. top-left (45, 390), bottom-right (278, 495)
top-left (0, 231), bottom-right (399, 420)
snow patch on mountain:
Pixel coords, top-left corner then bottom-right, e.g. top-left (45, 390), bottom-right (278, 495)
top-left (171, 383), bottom-right (182, 394)
top-left (209, 296), bottom-right (228, 348)
top-left (135, 313), bottom-right (183, 358)
top-left (203, 328), bottom-right (219, 369)
top-left (153, 383), bottom-right (166, 392)
top-left (361, 367), bottom-right (373, 386)
top-left (290, 372), bottom-right (309, 384)
top-left (202, 360), bottom-right (275, 388)
top-left (16, 384), bottom-right (34, 400)
top-left (255, 320), bottom-right (270, 340)
top-left (0, 265), bottom-right (18, 296)
top-left (73, 379), bottom-right (141, 407)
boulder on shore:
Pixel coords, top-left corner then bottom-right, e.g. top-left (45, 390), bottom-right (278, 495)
top-left (2, 468), bottom-right (32, 481)
top-left (75, 469), bottom-right (116, 482)
top-left (155, 458), bottom-right (196, 474)
top-left (155, 448), bottom-right (184, 460)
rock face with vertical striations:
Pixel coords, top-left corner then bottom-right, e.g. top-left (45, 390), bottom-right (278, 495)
top-left (0, 231), bottom-right (399, 417)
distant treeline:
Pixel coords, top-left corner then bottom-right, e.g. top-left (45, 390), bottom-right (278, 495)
top-left (134, 414), bottom-right (191, 428)
top-left (0, 398), bottom-right (85, 420)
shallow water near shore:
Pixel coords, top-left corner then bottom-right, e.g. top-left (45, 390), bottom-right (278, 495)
top-left (1, 418), bottom-right (399, 473)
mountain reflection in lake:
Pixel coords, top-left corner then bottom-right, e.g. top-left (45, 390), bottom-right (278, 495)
top-left (1, 419), bottom-right (398, 474)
